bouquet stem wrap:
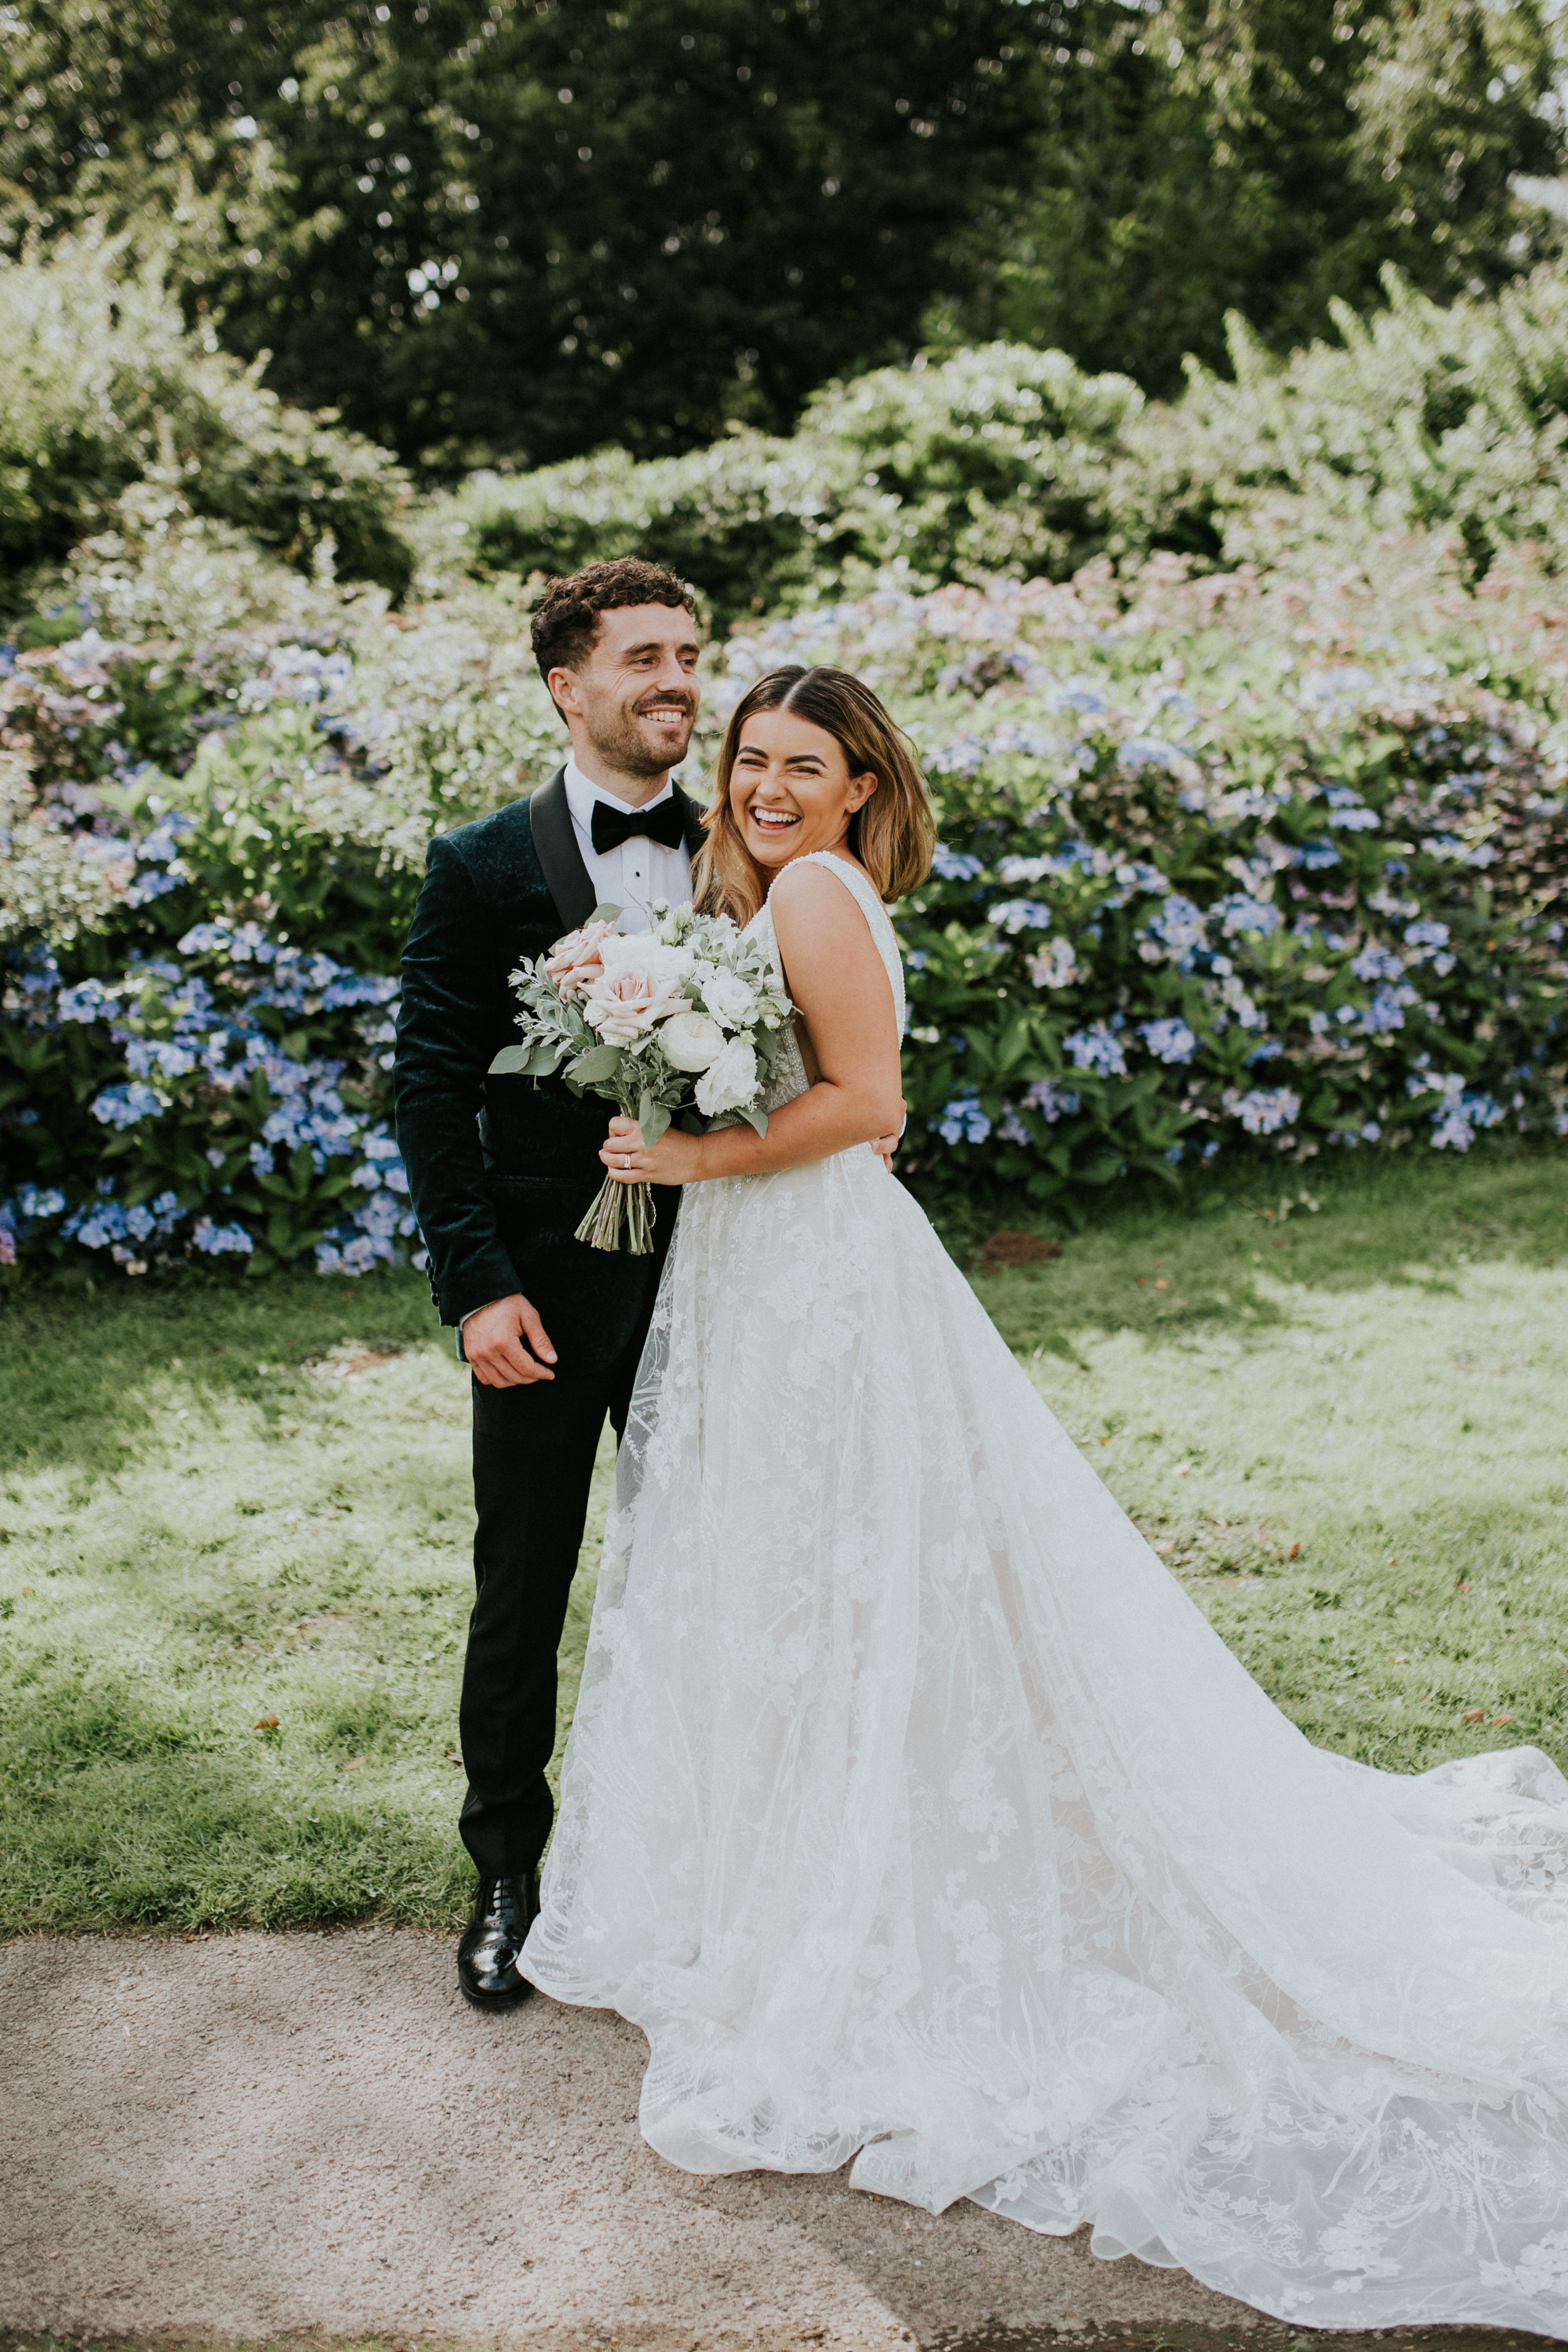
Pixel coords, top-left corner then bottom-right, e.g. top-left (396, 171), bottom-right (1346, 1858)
top-left (576, 1103), bottom-right (656, 1255)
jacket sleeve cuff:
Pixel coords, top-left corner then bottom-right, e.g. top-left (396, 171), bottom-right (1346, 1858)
top-left (439, 1248), bottom-right (525, 1329)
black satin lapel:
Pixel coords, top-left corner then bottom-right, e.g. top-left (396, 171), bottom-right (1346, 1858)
top-left (674, 782), bottom-right (708, 864)
top-left (528, 769), bottom-right (598, 933)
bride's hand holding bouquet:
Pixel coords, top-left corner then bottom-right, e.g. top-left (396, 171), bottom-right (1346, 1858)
top-left (489, 898), bottom-right (792, 1252)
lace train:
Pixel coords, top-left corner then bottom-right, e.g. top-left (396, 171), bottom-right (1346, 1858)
top-left (523, 858), bottom-right (1568, 2330)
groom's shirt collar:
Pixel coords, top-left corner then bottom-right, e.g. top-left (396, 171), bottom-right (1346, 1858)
top-left (562, 757), bottom-right (675, 829)
top-left (560, 756), bottom-right (689, 938)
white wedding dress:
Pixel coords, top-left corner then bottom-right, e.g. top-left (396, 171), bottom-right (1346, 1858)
top-left (523, 852), bottom-right (1568, 2331)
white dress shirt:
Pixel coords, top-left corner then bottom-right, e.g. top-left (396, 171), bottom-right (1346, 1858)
top-left (564, 758), bottom-right (694, 935)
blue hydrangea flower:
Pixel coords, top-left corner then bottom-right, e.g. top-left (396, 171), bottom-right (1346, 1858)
top-left (1351, 942), bottom-right (1405, 982)
top-left (935, 1093), bottom-right (992, 1144)
top-left (1215, 894), bottom-right (1281, 939)
top-left (14, 1185), bottom-right (66, 1221)
top-left (192, 1218), bottom-right (254, 1255)
top-left (56, 979), bottom-right (118, 1024)
top-left (1411, 1071), bottom-right (1507, 1151)
top-left (1023, 1079), bottom-right (1080, 1120)
top-left (930, 844), bottom-right (985, 880)
top-left (1234, 1087), bottom-right (1301, 1136)
top-left (1140, 896), bottom-right (1207, 962)
top-left (1139, 1018), bottom-right (1197, 1065)
top-left (90, 1080), bottom-right (167, 1129)
top-left (67, 1199), bottom-right (131, 1249)
top-left (988, 899), bottom-right (1053, 935)
top-left (1064, 1023), bottom-right (1127, 1077)
top-left (1358, 984), bottom-right (1415, 1035)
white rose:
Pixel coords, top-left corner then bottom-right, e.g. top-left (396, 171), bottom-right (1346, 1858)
top-left (695, 1035), bottom-right (759, 1118)
top-left (701, 966), bottom-right (759, 1030)
top-left (659, 1009), bottom-right (727, 1072)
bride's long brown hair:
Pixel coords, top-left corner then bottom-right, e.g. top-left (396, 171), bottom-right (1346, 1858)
top-left (693, 665), bottom-right (936, 926)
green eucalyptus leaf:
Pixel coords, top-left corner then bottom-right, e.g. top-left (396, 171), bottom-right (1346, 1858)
top-left (570, 1042), bottom-right (625, 1084)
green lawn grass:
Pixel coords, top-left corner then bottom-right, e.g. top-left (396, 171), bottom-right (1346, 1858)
top-left (1, 1145), bottom-right (1564, 1935)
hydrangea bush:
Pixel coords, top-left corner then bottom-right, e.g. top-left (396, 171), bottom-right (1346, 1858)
top-left (4, 921), bottom-right (407, 1276)
top-left (715, 551), bottom-right (1568, 1212)
top-left (3, 495), bottom-right (1565, 1275)
top-left (0, 239), bottom-right (413, 604)
top-left (0, 504), bottom-right (564, 1279)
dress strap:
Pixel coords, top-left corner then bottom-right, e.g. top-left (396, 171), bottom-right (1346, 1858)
top-left (772, 851), bottom-right (906, 1035)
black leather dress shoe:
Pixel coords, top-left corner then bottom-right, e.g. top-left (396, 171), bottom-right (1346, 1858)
top-left (457, 1873), bottom-right (540, 2009)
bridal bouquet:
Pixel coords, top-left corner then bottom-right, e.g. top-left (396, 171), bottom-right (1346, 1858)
top-left (490, 900), bottom-right (794, 1251)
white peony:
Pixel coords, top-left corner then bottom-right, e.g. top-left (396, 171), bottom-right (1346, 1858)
top-left (701, 965), bottom-right (758, 1030)
top-left (658, 1009), bottom-right (727, 1072)
top-left (695, 1034), bottom-right (759, 1118)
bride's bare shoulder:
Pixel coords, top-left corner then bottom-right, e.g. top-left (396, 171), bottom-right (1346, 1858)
top-left (768, 856), bottom-right (893, 1012)
top-left (767, 854), bottom-right (879, 916)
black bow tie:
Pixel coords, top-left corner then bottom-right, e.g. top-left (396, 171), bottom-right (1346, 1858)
top-left (590, 795), bottom-right (687, 855)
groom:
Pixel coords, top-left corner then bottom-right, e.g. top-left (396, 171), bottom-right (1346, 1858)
top-left (395, 557), bottom-right (708, 2008)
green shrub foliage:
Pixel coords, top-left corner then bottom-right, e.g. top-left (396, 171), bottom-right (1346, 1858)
top-left (4, 495), bottom-right (1565, 1277)
top-left (0, 500), bottom-right (562, 1278)
top-left (4, 255), bottom-right (1568, 1281)
top-left (733, 567), bottom-right (1567, 1211)
top-left (434, 259), bottom-right (1568, 627)
top-left (0, 241), bottom-right (414, 607)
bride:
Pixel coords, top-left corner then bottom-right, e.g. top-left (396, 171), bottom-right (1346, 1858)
top-left (522, 663), bottom-right (1568, 2332)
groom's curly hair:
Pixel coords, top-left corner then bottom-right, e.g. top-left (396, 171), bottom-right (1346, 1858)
top-left (530, 558), bottom-right (697, 697)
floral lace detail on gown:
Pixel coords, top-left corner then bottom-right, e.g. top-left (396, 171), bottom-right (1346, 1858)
top-left (524, 854), bottom-right (1568, 2333)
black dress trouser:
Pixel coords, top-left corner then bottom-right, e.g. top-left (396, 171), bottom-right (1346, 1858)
top-left (457, 1320), bottom-right (648, 1880)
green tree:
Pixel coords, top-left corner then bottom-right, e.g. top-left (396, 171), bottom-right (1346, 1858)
top-left (0, 0), bottom-right (1031, 470)
top-left (931, 0), bottom-right (1563, 396)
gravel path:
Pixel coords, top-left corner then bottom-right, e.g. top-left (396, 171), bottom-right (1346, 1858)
top-left (0, 1928), bottom-right (1274, 2347)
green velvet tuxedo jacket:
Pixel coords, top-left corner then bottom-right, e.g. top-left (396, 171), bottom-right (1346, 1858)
top-left (393, 768), bottom-right (705, 1374)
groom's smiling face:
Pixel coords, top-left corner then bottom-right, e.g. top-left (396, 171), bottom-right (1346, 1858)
top-left (549, 602), bottom-right (701, 789)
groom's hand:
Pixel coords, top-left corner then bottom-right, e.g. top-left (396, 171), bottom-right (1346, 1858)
top-left (464, 1292), bottom-right (558, 1387)
top-left (869, 1099), bottom-right (908, 1173)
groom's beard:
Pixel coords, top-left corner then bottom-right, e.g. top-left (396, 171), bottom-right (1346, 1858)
top-left (586, 694), bottom-right (698, 779)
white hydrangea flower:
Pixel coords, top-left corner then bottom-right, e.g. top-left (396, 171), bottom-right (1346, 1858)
top-left (695, 1035), bottom-right (759, 1117)
top-left (701, 965), bottom-right (759, 1030)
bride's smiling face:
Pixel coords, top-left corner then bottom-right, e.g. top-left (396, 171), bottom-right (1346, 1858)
top-left (729, 708), bottom-right (877, 876)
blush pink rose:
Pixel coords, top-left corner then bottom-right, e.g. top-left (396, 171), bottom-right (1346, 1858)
top-left (583, 963), bottom-right (689, 1047)
top-left (543, 918), bottom-right (615, 1000)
